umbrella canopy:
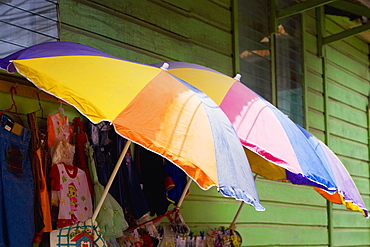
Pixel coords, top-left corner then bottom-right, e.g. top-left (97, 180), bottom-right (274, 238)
top-left (152, 61), bottom-right (368, 217)
top-left (0, 41), bottom-right (264, 212)
top-left (296, 124), bottom-right (368, 217)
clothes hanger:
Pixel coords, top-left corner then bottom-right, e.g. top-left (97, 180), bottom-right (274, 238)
top-left (32, 91), bottom-right (45, 119)
top-left (58, 102), bottom-right (65, 119)
top-left (0, 86), bottom-right (24, 126)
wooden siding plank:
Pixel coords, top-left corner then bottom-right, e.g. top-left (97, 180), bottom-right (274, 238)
top-left (332, 209), bottom-right (370, 228)
top-left (328, 135), bottom-right (369, 161)
top-left (59, 0), bottom-right (232, 59)
top-left (326, 47), bottom-right (370, 81)
top-left (94, 0), bottom-right (231, 39)
top-left (340, 156), bottom-right (370, 178)
top-left (327, 80), bottom-right (369, 112)
top-left (329, 119), bottom-right (368, 144)
top-left (306, 52), bottom-right (323, 74)
top-left (159, 0), bottom-right (231, 27)
top-left (307, 110), bottom-right (325, 131)
top-left (304, 31), bottom-right (318, 54)
top-left (326, 64), bottom-right (370, 97)
top-left (256, 179), bottom-right (326, 206)
top-left (333, 229), bottom-right (370, 246)
top-left (187, 180), bottom-right (325, 207)
top-left (307, 89), bottom-right (324, 111)
top-left (306, 69), bottom-right (324, 93)
top-left (328, 101), bottom-right (368, 128)
top-left (60, 24), bottom-right (233, 75)
top-left (237, 226), bottom-right (328, 246)
top-left (60, 26), bottom-right (173, 63)
top-left (181, 200), bottom-right (327, 226)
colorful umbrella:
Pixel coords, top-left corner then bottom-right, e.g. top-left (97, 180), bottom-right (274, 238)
top-left (152, 61), bottom-right (368, 218)
top-left (0, 42), bottom-right (265, 220)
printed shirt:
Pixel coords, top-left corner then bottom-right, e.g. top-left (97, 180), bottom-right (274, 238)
top-left (50, 163), bottom-right (93, 228)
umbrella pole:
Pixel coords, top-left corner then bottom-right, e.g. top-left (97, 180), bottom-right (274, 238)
top-left (229, 174), bottom-right (258, 229)
top-left (175, 178), bottom-right (192, 209)
top-left (91, 140), bottom-right (132, 223)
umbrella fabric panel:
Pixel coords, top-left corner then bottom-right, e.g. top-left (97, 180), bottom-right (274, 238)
top-left (297, 125), bottom-right (368, 218)
top-left (1, 41), bottom-right (122, 73)
top-left (162, 64), bottom-right (304, 176)
top-left (168, 68), bottom-right (233, 105)
top-left (264, 98), bottom-right (337, 191)
top-left (183, 77), bottom-right (263, 206)
top-left (13, 56), bottom-right (160, 123)
top-left (112, 71), bottom-right (219, 189)
top-left (221, 81), bottom-right (303, 174)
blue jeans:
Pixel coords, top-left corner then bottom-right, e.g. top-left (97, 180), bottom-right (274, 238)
top-left (0, 114), bottom-right (34, 247)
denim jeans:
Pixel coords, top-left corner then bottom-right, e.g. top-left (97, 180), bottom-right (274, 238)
top-left (0, 114), bottom-right (34, 247)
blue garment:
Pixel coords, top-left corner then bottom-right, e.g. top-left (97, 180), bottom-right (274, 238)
top-left (165, 160), bottom-right (188, 205)
top-left (0, 114), bottom-right (34, 247)
top-left (118, 137), bottom-right (149, 220)
top-left (88, 122), bottom-right (125, 208)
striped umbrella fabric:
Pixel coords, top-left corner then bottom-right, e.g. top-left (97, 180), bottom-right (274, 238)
top-left (0, 41), bottom-right (264, 211)
top-left (152, 61), bottom-right (368, 217)
top-left (296, 125), bottom-right (368, 218)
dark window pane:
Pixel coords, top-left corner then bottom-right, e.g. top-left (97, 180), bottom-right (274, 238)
top-left (238, 0), bottom-right (304, 125)
top-left (0, 0), bottom-right (58, 58)
top-left (238, 0), bottom-right (272, 102)
top-left (276, 6), bottom-right (304, 126)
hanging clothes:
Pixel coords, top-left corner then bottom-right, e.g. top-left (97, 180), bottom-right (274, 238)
top-left (27, 112), bottom-right (52, 244)
top-left (71, 117), bottom-right (92, 194)
top-left (135, 146), bottom-right (168, 217)
top-left (164, 160), bottom-right (188, 206)
top-left (47, 111), bottom-right (71, 159)
top-left (117, 137), bottom-right (150, 221)
top-left (87, 122), bottom-right (128, 211)
top-left (0, 114), bottom-right (35, 246)
top-left (87, 122), bottom-right (115, 190)
top-left (85, 141), bottom-right (128, 240)
top-left (49, 163), bottom-right (93, 228)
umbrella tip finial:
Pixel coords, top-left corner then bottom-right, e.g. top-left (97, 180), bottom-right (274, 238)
top-left (234, 74), bottom-right (241, 81)
top-left (160, 63), bottom-right (169, 71)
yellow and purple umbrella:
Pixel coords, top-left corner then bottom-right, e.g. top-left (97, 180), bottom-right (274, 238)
top-left (152, 61), bottom-right (368, 217)
top-left (0, 42), bottom-right (265, 220)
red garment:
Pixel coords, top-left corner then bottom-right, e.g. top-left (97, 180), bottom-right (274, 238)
top-left (71, 117), bottom-right (92, 194)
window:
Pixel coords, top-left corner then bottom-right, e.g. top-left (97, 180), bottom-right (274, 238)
top-left (0, 0), bottom-right (58, 58)
top-left (238, 0), bottom-right (304, 126)
top-left (238, 1), bottom-right (272, 102)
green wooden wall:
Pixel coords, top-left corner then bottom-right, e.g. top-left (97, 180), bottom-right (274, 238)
top-left (0, 0), bottom-right (368, 246)
top-left (58, 0), bottom-right (234, 75)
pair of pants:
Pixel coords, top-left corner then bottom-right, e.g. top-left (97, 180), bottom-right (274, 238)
top-left (0, 114), bottom-right (34, 247)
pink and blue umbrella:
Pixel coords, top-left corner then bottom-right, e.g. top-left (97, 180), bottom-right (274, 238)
top-left (152, 61), bottom-right (368, 217)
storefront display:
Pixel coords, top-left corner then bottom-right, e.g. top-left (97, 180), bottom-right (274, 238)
top-left (0, 107), bottom-right (241, 247)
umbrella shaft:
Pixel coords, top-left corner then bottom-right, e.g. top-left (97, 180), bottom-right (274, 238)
top-left (176, 178), bottom-right (192, 209)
